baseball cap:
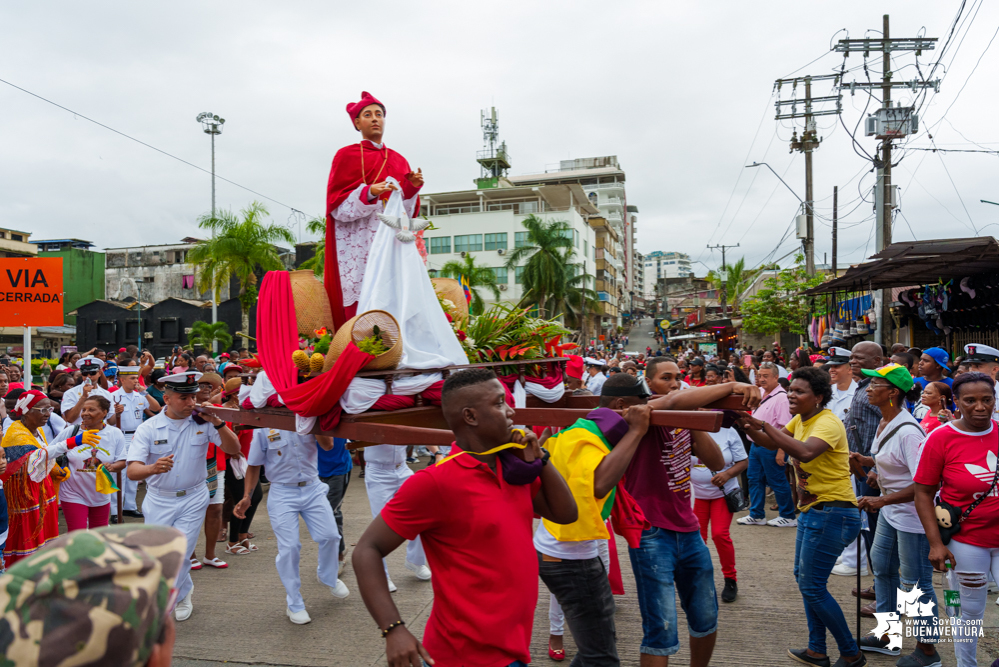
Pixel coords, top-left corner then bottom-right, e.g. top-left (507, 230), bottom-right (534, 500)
top-left (861, 363), bottom-right (915, 393)
top-left (0, 524), bottom-right (187, 667)
top-left (922, 347), bottom-right (950, 368)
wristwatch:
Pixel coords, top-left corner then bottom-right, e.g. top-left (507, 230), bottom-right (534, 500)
top-left (539, 447), bottom-right (551, 466)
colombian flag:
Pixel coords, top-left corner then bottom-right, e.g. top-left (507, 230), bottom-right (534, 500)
top-left (460, 275), bottom-right (472, 305)
top-left (95, 464), bottom-right (119, 495)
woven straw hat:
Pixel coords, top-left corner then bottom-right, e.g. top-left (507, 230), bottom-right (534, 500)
top-left (323, 310), bottom-right (403, 372)
top-left (432, 278), bottom-right (469, 322)
top-left (289, 270), bottom-right (335, 337)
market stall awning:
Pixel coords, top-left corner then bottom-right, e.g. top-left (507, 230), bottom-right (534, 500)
top-left (669, 333), bottom-right (715, 341)
top-left (804, 237), bottom-right (999, 295)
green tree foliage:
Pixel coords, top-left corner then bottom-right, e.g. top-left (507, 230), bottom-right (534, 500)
top-left (187, 201), bottom-right (295, 348)
top-left (186, 320), bottom-right (233, 353)
top-left (299, 217), bottom-right (327, 276)
top-left (706, 257), bottom-right (758, 313)
top-left (740, 255), bottom-right (825, 335)
top-left (437, 253), bottom-right (501, 316)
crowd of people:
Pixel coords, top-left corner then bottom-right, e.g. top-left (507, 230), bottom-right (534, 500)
top-left (0, 329), bottom-right (998, 667)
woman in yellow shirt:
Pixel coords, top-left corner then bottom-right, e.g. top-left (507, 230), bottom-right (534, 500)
top-left (740, 367), bottom-right (863, 667)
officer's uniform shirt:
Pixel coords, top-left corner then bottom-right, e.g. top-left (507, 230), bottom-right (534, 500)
top-left (248, 429), bottom-right (320, 484)
top-left (830, 380), bottom-right (858, 422)
top-left (585, 372), bottom-right (607, 396)
top-left (363, 443), bottom-right (408, 468)
top-left (61, 384), bottom-right (114, 426)
top-left (113, 389), bottom-right (153, 435)
top-left (128, 412), bottom-right (222, 493)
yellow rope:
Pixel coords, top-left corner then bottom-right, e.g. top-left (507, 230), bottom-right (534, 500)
top-left (435, 430), bottom-right (527, 466)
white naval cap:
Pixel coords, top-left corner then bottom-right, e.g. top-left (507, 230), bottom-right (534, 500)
top-left (964, 344), bottom-right (999, 365)
top-left (160, 370), bottom-right (203, 394)
top-left (76, 355), bottom-right (105, 372)
top-left (826, 347), bottom-right (851, 366)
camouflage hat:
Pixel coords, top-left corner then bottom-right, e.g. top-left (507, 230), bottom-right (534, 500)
top-left (0, 524), bottom-right (187, 667)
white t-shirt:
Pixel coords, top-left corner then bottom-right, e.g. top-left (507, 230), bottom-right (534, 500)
top-left (52, 425), bottom-right (127, 507)
top-left (691, 426), bottom-right (749, 500)
top-left (871, 410), bottom-right (926, 534)
top-left (533, 520), bottom-right (600, 560)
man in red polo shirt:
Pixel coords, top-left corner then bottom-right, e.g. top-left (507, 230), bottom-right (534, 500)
top-left (353, 368), bottom-right (577, 667)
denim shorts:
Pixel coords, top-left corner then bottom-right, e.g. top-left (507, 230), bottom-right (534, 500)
top-left (628, 526), bottom-right (718, 656)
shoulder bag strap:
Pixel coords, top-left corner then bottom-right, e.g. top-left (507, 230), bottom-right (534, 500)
top-left (959, 430), bottom-right (999, 523)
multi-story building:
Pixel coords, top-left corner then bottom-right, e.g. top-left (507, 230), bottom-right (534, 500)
top-left (587, 216), bottom-right (622, 329)
top-left (643, 251), bottom-right (692, 300)
top-left (0, 228), bottom-right (38, 258)
top-left (509, 156), bottom-right (636, 323)
top-left (421, 183), bottom-right (598, 308)
top-left (34, 239), bottom-right (105, 325)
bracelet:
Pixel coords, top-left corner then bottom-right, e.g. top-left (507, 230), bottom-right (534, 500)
top-left (381, 620), bottom-right (405, 638)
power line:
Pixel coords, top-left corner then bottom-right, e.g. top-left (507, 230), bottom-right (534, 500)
top-left (0, 76), bottom-right (315, 217)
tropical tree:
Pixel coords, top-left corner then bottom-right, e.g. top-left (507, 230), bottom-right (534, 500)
top-left (707, 257), bottom-right (759, 314)
top-left (552, 267), bottom-right (601, 342)
top-left (437, 253), bottom-right (501, 316)
top-left (186, 320), bottom-right (233, 353)
top-left (740, 254), bottom-right (825, 336)
top-left (504, 215), bottom-right (576, 318)
top-left (187, 201), bottom-right (295, 349)
top-left (299, 217), bottom-right (327, 276)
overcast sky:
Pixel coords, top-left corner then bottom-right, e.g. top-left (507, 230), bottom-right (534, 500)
top-left (2, 1), bottom-right (996, 275)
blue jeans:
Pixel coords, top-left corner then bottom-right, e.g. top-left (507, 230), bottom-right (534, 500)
top-left (794, 506), bottom-right (862, 656)
top-left (747, 444), bottom-right (796, 519)
top-left (870, 520), bottom-right (938, 644)
top-left (629, 527), bottom-right (718, 656)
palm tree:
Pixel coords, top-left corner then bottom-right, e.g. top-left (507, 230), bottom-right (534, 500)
top-left (437, 254), bottom-right (501, 316)
top-left (558, 269), bottom-right (601, 343)
top-left (707, 257), bottom-right (758, 314)
top-left (187, 201), bottom-right (295, 349)
top-left (299, 217), bottom-right (327, 276)
top-left (186, 320), bottom-right (233, 353)
top-left (504, 215), bottom-right (575, 318)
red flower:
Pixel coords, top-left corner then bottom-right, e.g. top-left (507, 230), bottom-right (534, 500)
top-left (455, 329), bottom-right (467, 341)
top-left (446, 312), bottom-right (453, 323)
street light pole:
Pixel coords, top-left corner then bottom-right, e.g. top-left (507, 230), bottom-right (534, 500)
top-left (196, 112), bottom-right (225, 354)
top-left (746, 161), bottom-right (814, 274)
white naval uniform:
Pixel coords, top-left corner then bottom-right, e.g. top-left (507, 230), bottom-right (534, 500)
top-left (585, 372), bottom-right (606, 396)
top-left (128, 411), bottom-right (221, 602)
top-left (60, 384), bottom-right (114, 426)
top-left (111, 388), bottom-right (154, 515)
top-left (364, 444), bottom-right (426, 577)
top-left (249, 429), bottom-right (340, 613)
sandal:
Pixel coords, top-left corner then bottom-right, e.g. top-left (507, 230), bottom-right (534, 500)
top-left (216, 530), bottom-right (227, 543)
top-left (241, 538), bottom-right (259, 552)
top-left (246, 533), bottom-right (255, 540)
top-left (202, 557), bottom-right (228, 569)
top-left (225, 543), bottom-right (251, 555)
top-left (189, 557), bottom-right (203, 571)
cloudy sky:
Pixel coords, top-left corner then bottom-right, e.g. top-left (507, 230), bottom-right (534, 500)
top-left (2, 1), bottom-right (996, 276)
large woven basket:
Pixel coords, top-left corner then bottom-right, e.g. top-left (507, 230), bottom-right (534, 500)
top-left (323, 309), bottom-right (403, 372)
top-left (432, 277), bottom-right (469, 322)
top-left (290, 270), bottom-right (335, 337)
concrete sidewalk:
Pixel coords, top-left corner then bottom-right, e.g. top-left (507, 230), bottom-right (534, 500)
top-left (149, 458), bottom-right (997, 667)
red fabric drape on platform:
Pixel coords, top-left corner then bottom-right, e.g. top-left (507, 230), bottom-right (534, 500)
top-left (257, 271), bottom-right (373, 419)
top-left (496, 365), bottom-right (564, 392)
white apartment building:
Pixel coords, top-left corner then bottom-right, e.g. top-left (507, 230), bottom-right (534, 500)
top-left (420, 184), bottom-right (598, 308)
top-left (643, 251), bottom-right (692, 299)
top-left (508, 156), bottom-right (636, 319)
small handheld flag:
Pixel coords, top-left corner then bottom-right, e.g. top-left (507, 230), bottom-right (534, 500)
top-left (460, 275), bottom-right (472, 305)
top-left (95, 464), bottom-right (119, 495)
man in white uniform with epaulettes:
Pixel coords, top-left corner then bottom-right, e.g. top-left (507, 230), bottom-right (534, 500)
top-left (127, 370), bottom-right (240, 622)
top-left (111, 365), bottom-right (160, 522)
top-left (61, 356), bottom-right (116, 426)
top-left (235, 428), bottom-right (350, 625)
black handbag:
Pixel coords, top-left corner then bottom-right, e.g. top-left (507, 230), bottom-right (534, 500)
top-left (723, 485), bottom-right (746, 514)
top-left (936, 436), bottom-right (999, 545)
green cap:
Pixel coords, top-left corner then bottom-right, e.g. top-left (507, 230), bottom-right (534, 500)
top-left (861, 363), bottom-right (915, 393)
top-left (0, 524), bottom-right (187, 667)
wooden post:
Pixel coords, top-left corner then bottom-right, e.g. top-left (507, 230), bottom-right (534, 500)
top-left (116, 471), bottom-right (123, 520)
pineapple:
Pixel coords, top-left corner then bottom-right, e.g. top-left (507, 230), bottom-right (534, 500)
top-left (310, 353), bottom-right (325, 374)
top-left (292, 349), bottom-right (310, 371)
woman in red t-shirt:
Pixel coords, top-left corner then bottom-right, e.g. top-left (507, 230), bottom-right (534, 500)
top-left (916, 381), bottom-right (953, 434)
top-left (914, 372), bottom-right (999, 666)
top-left (686, 358), bottom-right (706, 387)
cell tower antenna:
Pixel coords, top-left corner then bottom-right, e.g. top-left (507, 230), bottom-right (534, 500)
top-left (475, 106), bottom-right (510, 188)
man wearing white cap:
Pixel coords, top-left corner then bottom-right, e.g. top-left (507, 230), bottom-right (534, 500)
top-left (61, 356), bottom-right (115, 426)
top-left (584, 358), bottom-right (607, 396)
top-left (110, 365), bottom-right (161, 523)
top-left (964, 343), bottom-right (999, 417)
top-left (825, 347), bottom-right (857, 421)
top-left (126, 370), bottom-right (241, 622)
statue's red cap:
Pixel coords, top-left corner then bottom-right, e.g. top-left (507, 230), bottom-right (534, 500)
top-left (346, 91), bottom-right (385, 127)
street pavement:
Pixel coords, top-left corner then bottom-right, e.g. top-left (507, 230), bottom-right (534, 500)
top-left (147, 460), bottom-right (997, 667)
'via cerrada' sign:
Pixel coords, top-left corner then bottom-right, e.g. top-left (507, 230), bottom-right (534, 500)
top-left (0, 258), bottom-right (65, 326)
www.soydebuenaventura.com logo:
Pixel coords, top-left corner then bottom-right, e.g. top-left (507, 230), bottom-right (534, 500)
top-left (870, 585), bottom-right (983, 648)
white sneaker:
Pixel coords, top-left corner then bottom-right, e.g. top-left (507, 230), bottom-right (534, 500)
top-left (174, 593), bottom-right (193, 621)
top-left (387, 578), bottom-right (398, 593)
top-left (831, 562), bottom-right (869, 577)
top-left (330, 579), bottom-right (350, 599)
top-left (835, 555), bottom-right (844, 566)
top-left (767, 517), bottom-right (798, 528)
top-left (736, 515), bottom-right (768, 526)
top-left (406, 561), bottom-right (432, 581)
top-left (287, 607), bottom-right (312, 624)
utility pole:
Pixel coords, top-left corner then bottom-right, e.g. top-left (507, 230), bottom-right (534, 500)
top-left (835, 17), bottom-right (938, 345)
top-left (196, 112), bottom-right (225, 354)
top-left (775, 73), bottom-right (841, 276)
top-left (832, 185), bottom-right (838, 275)
top-left (707, 243), bottom-right (739, 314)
